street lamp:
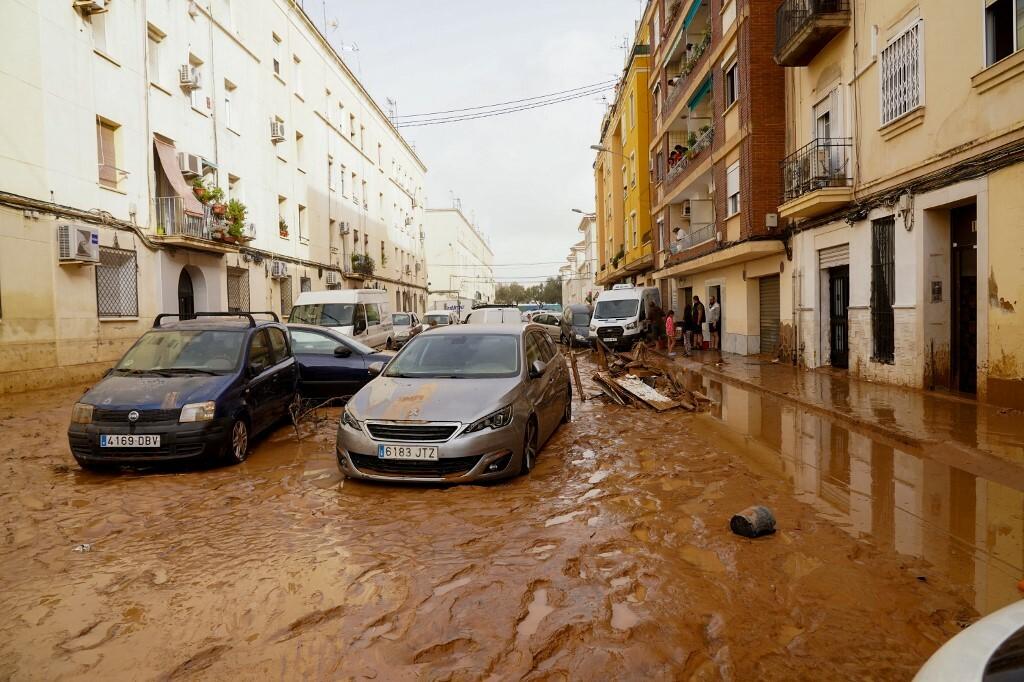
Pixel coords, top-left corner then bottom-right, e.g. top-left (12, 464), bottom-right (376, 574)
top-left (589, 144), bottom-right (609, 152)
top-left (571, 208), bottom-right (596, 216)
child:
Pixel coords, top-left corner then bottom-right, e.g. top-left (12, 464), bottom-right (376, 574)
top-left (665, 309), bottom-right (677, 357)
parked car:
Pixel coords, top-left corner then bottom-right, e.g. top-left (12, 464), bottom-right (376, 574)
top-left (914, 599), bottom-right (1024, 681)
top-left (531, 312), bottom-right (562, 341)
top-left (466, 307), bottom-right (523, 324)
top-left (560, 304), bottom-right (593, 347)
top-left (287, 324), bottom-right (392, 401)
top-left (391, 312), bottom-right (421, 348)
top-left (67, 312), bottom-right (297, 470)
top-left (336, 323), bottom-right (572, 483)
top-left (591, 284), bottom-right (662, 350)
top-left (288, 289), bottom-right (395, 349)
top-left (517, 304), bottom-right (541, 316)
top-left (541, 303), bottom-right (563, 314)
top-left (423, 310), bottom-right (460, 327)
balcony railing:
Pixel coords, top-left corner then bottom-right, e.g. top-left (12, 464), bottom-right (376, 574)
top-left (669, 222), bottom-right (716, 253)
top-left (781, 137), bottom-right (852, 202)
top-left (663, 25), bottom-right (712, 117)
top-left (665, 125), bottom-right (714, 185)
top-left (153, 197), bottom-right (212, 239)
top-left (775, 0), bottom-right (851, 66)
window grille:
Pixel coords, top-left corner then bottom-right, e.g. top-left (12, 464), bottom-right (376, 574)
top-left (300, 276), bottom-right (312, 293)
top-left (226, 267), bottom-right (250, 313)
top-left (880, 21), bottom-right (922, 126)
top-left (280, 276), bottom-right (293, 318)
top-left (95, 247), bottom-right (138, 318)
top-left (871, 217), bottom-right (895, 364)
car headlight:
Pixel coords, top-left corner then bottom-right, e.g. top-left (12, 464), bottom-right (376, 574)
top-left (341, 407), bottom-right (361, 431)
top-left (464, 405), bottom-right (513, 434)
top-left (179, 401), bottom-right (216, 423)
top-left (626, 321), bottom-right (638, 330)
top-left (71, 402), bottom-right (94, 424)
top-left (589, 323), bottom-right (597, 331)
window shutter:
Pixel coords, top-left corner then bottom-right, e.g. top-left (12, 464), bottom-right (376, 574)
top-left (726, 162), bottom-right (740, 197)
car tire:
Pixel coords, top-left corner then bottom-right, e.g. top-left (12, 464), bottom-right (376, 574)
top-left (519, 417), bottom-right (538, 476)
top-left (224, 417), bottom-right (250, 464)
top-left (385, 337), bottom-right (394, 350)
top-left (562, 383), bottom-right (572, 424)
top-left (560, 333), bottom-right (568, 346)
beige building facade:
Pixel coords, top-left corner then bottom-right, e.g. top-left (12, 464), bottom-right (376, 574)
top-left (778, 0), bottom-right (1024, 408)
top-left (0, 0), bottom-right (428, 394)
top-left (423, 208), bottom-right (494, 310)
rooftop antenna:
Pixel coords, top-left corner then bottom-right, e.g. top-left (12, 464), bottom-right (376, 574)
top-left (385, 98), bottom-right (398, 122)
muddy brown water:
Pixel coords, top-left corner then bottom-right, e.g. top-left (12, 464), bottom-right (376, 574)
top-left (0, 357), bottom-right (1020, 680)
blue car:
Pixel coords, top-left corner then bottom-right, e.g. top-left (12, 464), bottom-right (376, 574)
top-left (67, 312), bottom-right (298, 470)
top-left (287, 324), bottom-right (392, 401)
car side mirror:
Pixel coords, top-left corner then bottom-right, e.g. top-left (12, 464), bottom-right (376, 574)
top-left (529, 360), bottom-right (547, 379)
top-left (367, 361), bottom-right (384, 376)
top-left (334, 345), bottom-right (352, 358)
top-left (248, 363), bottom-right (266, 378)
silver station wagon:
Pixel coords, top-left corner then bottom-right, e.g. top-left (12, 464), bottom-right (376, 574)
top-left (336, 324), bottom-right (572, 483)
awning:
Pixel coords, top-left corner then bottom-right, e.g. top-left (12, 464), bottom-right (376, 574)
top-left (682, 0), bottom-right (704, 30)
top-left (154, 140), bottom-right (205, 216)
top-left (688, 76), bottom-right (713, 109)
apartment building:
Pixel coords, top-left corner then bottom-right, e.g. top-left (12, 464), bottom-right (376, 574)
top-left (646, 0), bottom-right (787, 355)
top-left (594, 17), bottom-right (654, 289)
top-left (0, 0), bottom-right (429, 393)
top-left (561, 215), bottom-right (599, 305)
top-left (777, 0), bottom-right (1024, 408)
top-left (423, 207), bottom-right (494, 309)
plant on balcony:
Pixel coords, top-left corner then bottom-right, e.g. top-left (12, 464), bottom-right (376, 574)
top-left (206, 186), bottom-right (226, 215)
top-left (351, 253), bottom-right (375, 277)
top-left (191, 176), bottom-right (207, 200)
top-left (225, 199), bottom-right (252, 242)
top-left (279, 217), bottom-right (289, 238)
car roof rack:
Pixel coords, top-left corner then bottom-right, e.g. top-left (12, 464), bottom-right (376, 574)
top-left (153, 311), bottom-right (281, 328)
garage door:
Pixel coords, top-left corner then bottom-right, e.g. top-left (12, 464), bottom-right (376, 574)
top-left (759, 275), bottom-right (780, 355)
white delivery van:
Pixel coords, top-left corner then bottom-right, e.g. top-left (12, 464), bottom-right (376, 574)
top-left (590, 284), bottom-right (662, 350)
top-left (465, 307), bottom-right (523, 325)
top-left (288, 289), bottom-right (395, 349)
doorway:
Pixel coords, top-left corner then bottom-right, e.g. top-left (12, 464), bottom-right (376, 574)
top-left (951, 204), bottom-right (977, 394)
top-left (758, 275), bottom-right (780, 355)
top-left (177, 269), bottom-right (195, 320)
top-left (708, 284), bottom-right (721, 349)
top-left (828, 265), bottom-right (849, 368)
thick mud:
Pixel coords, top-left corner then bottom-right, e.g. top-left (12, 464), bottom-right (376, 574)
top-left (0, 357), bottom-right (1017, 680)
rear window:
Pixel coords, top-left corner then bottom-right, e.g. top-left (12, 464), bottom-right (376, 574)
top-left (425, 313), bottom-right (450, 325)
top-left (572, 312), bottom-right (590, 325)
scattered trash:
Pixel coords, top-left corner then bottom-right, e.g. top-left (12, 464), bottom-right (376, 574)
top-left (730, 506), bottom-right (776, 538)
top-left (71, 543), bottom-right (92, 553)
top-left (916, 575), bottom-right (927, 582)
top-left (589, 340), bottom-right (709, 412)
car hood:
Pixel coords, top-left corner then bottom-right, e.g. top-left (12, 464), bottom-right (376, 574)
top-left (82, 373), bottom-right (234, 411)
top-left (349, 376), bottom-right (521, 423)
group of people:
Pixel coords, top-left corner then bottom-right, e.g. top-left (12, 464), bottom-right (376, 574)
top-left (649, 295), bottom-right (720, 357)
top-left (667, 144), bottom-right (687, 169)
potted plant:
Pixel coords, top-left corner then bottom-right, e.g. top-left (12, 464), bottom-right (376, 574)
top-left (206, 186), bottom-right (226, 215)
top-left (279, 217), bottom-right (289, 238)
top-left (191, 176), bottom-right (207, 200)
top-left (226, 199), bottom-right (250, 240)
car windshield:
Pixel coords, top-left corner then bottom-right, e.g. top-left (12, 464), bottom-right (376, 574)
top-left (289, 303), bottom-right (356, 327)
top-left (572, 312), bottom-right (591, 325)
top-left (115, 330), bottom-right (245, 374)
top-left (543, 304), bottom-right (562, 312)
top-left (594, 299), bottom-right (639, 319)
top-left (392, 313), bottom-right (412, 326)
top-left (425, 314), bottom-right (450, 325)
top-left (385, 334), bottom-right (520, 378)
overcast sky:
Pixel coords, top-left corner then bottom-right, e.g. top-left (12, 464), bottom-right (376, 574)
top-left (319, 0), bottom-right (645, 286)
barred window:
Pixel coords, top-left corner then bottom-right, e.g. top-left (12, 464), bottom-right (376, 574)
top-left (226, 267), bottom-right (249, 313)
top-left (880, 21), bottom-right (923, 126)
top-left (300, 276), bottom-right (311, 293)
top-left (871, 217), bottom-right (895, 364)
top-left (280, 276), bottom-right (293, 318)
top-left (95, 247), bottom-right (138, 318)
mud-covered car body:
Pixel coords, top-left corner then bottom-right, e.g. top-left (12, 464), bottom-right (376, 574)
top-left (336, 324), bottom-right (571, 483)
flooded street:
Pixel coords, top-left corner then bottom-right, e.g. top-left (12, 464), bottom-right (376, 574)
top-left (1, 356), bottom-right (1021, 680)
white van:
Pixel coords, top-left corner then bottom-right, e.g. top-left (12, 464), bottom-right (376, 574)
top-left (465, 307), bottom-right (522, 325)
top-left (288, 289), bottom-right (395, 349)
top-left (591, 284), bottom-right (662, 350)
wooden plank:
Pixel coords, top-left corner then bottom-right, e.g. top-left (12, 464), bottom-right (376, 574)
top-left (612, 375), bottom-right (680, 412)
top-left (568, 351), bottom-right (585, 401)
top-left (592, 373), bottom-right (626, 405)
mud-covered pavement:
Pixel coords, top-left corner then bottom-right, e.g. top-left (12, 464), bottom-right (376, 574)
top-left (1, 356), bottom-right (1017, 680)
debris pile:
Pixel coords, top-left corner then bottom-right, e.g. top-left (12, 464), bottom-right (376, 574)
top-left (588, 341), bottom-right (711, 412)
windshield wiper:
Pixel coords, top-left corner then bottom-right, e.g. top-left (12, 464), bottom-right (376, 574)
top-left (156, 367), bottom-right (222, 376)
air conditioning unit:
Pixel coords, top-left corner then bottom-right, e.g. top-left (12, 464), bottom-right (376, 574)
top-left (179, 65), bottom-right (200, 90)
top-left (177, 152), bottom-right (202, 177)
top-left (271, 260), bottom-right (289, 278)
top-left (681, 200), bottom-right (691, 218)
top-left (325, 271), bottom-right (340, 286)
top-left (73, 0), bottom-right (107, 15)
top-left (270, 119), bottom-right (286, 143)
top-left (57, 224), bottom-right (100, 264)
top-left (338, 221), bottom-right (350, 235)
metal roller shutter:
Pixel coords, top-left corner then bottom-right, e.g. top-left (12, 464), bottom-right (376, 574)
top-left (819, 243), bottom-right (850, 269)
top-left (759, 275), bottom-right (781, 355)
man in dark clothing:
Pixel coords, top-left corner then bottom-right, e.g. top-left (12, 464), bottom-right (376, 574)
top-left (681, 301), bottom-right (694, 354)
top-left (648, 301), bottom-right (665, 346)
top-left (691, 295), bottom-right (706, 350)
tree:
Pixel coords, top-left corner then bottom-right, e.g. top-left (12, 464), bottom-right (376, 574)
top-left (494, 277), bottom-right (562, 305)
top-left (494, 282), bottom-right (527, 304)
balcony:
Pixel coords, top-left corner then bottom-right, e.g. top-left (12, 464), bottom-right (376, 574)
top-left (663, 24), bottom-right (712, 119)
top-left (669, 222), bottom-right (716, 254)
top-left (778, 137), bottom-right (853, 219)
top-left (151, 197), bottom-right (238, 254)
top-left (665, 125), bottom-right (714, 192)
top-left (774, 0), bottom-right (851, 66)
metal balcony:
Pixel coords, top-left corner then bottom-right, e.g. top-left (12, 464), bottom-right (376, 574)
top-left (774, 0), bottom-right (850, 67)
top-left (779, 137), bottom-right (853, 218)
top-left (151, 197), bottom-right (237, 254)
top-left (669, 222), bottom-right (716, 253)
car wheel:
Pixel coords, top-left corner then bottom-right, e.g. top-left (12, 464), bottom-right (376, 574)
top-left (560, 333), bottom-right (568, 346)
top-left (562, 383), bottom-right (572, 424)
top-left (519, 417), bottom-right (538, 476)
top-left (225, 418), bottom-right (250, 464)
top-left (385, 337), bottom-right (394, 350)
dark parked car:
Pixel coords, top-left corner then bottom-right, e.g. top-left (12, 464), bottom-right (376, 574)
top-left (560, 304), bottom-right (593, 347)
top-left (67, 312), bottom-right (297, 470)
top-left (287, 324), bottom-right (392, 401)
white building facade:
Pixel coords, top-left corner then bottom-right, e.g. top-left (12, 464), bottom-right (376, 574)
top-left (0, 0), bottom-right (428, 393)
top-left (423, 208), bottom-right (494, 309)
top-left (561, 216), bottom-right (598, 305)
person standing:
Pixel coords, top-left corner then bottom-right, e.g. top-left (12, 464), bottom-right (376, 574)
top-left (681, 301), bottom-right (694, 354)
top-left (665, 309), bottom-right (677, 357)
top-left (708, 295), bottom-right (721, 350)
top-left (648, 300), bottom-right (665, 347)
top-left (691, 295), bottom-right (706, 350)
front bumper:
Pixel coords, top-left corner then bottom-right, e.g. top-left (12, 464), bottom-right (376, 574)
top-left (335, 417), bottom-right (526, 483)
top-left (67, 418), bottom-right (231, 464)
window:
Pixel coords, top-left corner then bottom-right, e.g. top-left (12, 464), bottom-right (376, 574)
top-left (91, 12), bottom-right (108, 54)
top-left (351, 172), bottom-right (359, 204)
top-left (228, 174), bottom-right (241, 202)
top-left (95, 247), bottom-right (138, 318)
top-left (380, 240), bottom-right (385, 262)
top-left (267, 327), bottom-right (289, 364)
top-left (328, 156), bottom-right (335, 191)
top-left (340, 164), bottom-right (347, 196)
top-left (349, 113), bottom-right (357, 141)
top-left (630, 152), bottom-right (637, 187)
top-left (224, 79), bottom-right (236, 130)
top-left (629, 92), bottom-right (636, 130)
top-left (362, 180), bottom-right (368, 208)
top-left (95, 117), bottom-right (119, 189)
top-left (631, 212), bottom-right (638, 247)
top-left (293, 55), bottom-right (302, 97)
top-left (278, 195), bottom-right (287, 236)
top-left (359, 125), bottom-right (366, 150)
top-left (300, 276), bottom-right (312, 293)
top-left (653, 9), bottom-right (661, 49)
top-left (147, 25), bottom-right (164, 85)
top-left (377, 142), bottom-right (383, 165)
top-left (725, 61), bottom-right (738, 107)
top-left (297, 204), bottom-right (307, 241)
top-left (272, 33), bottom-right (282, 76)
top-left (871, 216), bottom-right (896, 364)
top-left (226, 267), bottom-right (249, 313)
top-left (986, 0), bottom-right (1024, 66)
top-left (289, 329), bottom-right (339, 355)
top-left (248, 331), bottom-right (272, 372)
top-left (295, 131), bottom-right (304, 169)
top-left (726, 161), bottom-right (740, 216)
top-left (365, 303), bottom-right (380, 325)
top-left (188, 55), bottom-right (204, 109)
top-left (880, 21), bottom-right (923, 126)
top-left (353, 229), bottom-right (359, 252)
top-left (279, 276), bottom-right (293, 317)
